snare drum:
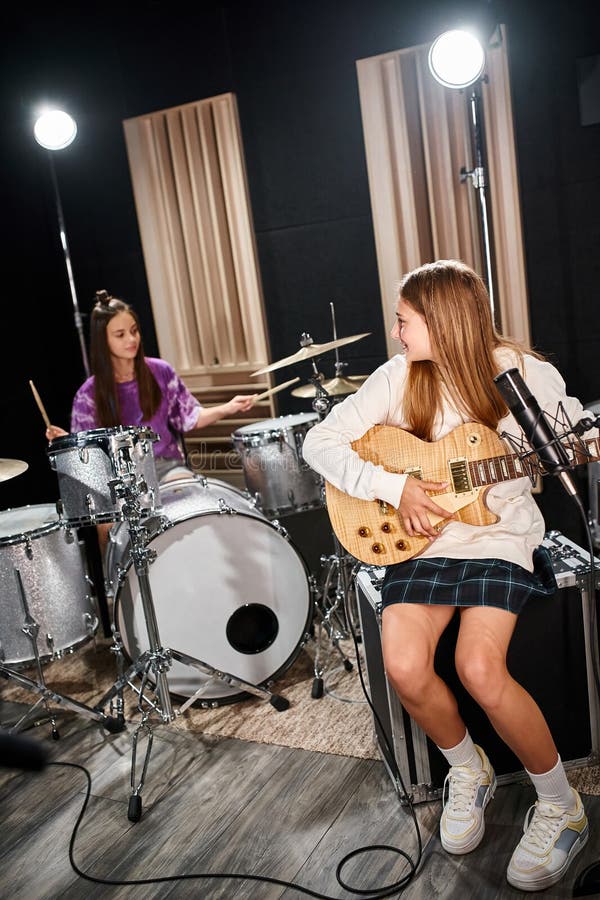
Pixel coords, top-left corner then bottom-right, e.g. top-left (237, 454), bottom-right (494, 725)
top-left (47, 426), bottom-right (160, 526)
top-left (0, 504), bottom-right (97, 666)
top-left (232, 412), bottom-right (322, 517)
top-left (107, 477), bottom-right (312, 704)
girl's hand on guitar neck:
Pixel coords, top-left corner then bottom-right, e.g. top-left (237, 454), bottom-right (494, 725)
top-left (399, 476), bottom-right (455, 539)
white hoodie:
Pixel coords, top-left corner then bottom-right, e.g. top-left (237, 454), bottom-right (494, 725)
top-left (302, 350), bottom-right (593, 572)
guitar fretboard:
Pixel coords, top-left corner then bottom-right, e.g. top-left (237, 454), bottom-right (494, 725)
top-left (467, 436), bottom-right (599, 489)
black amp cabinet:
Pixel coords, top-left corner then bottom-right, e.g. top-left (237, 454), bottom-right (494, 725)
top-left (356, 530), bottom-right (600, 803)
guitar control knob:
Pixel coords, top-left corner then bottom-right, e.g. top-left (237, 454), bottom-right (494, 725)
top-left (395, 540), bottom-right (408, 551)
top-left (372, 542), bottom-right (385, 554)
top-left (381, 522), bottom-right (392, 533)
top-left (358, 526), bottom-right (371, 537)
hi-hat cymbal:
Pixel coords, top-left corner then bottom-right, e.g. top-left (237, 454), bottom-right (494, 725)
top-left (291, 374), bottom-right (369, 398)
top-left (251, 332), bottom-right (371, 376)
top-left (0, 458), bottom-right (28, 483)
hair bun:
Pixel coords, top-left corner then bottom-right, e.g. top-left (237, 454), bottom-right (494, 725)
top-left (94, 289), bottom-right (112, 307)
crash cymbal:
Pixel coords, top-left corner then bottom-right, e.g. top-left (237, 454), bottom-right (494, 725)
top-left (291, 375), bottom-right (369, 398)
top-left (0, 458), bottom-right (28, 483)
top-left (251, 332), bottom-right (371, 376)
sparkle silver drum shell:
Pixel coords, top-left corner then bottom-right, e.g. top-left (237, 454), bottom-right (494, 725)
top-left (108, 477), bottom-right (313, 705)
top-left (47, 426), bottom-right (161, 526)
top-left (232, 412), bottom-right (323, 517)
top-left (0, 504), bottom-right (97, 667)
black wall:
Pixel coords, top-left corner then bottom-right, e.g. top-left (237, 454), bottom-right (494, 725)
top-left (1, 0), bottom-right (599, 545)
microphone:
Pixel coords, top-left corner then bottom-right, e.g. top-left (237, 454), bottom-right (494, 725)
top-left (494, 367), bottom-right (578, 497)
top-left (0, 729), bottom-right (49, 771)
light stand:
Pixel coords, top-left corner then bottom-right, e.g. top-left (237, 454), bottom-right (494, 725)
top-left (428, 29), bottom-right (496, 319)
top-left (33, 109), bottom-right (90, 377)
top-left (461, 83), bottom-right (495, 320)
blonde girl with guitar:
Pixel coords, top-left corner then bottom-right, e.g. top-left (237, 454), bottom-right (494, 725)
top-left (303, 259), bottom-right (593, 892)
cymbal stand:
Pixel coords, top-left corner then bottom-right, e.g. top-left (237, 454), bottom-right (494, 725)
top-left (307, 368), bottom-right (360, 698)
top-left (93, 461), bottom-right (290, 822)
top-left (0, 569), bottom-right (123, 739)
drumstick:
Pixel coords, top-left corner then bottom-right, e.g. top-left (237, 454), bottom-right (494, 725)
top-left (253, 377), bottom-right (300, 402)
top-left (29, 380), bottom-right (51, 428)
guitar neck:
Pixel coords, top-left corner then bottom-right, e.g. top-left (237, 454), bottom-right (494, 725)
top-left (469, 435), bottom-right (600, 489)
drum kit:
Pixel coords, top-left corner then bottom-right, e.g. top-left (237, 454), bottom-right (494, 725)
top-left (0, 312), bottom-right (369, 821)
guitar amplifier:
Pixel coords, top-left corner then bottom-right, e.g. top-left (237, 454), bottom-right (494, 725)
top-left (356, 531), bottom-right (600, 802)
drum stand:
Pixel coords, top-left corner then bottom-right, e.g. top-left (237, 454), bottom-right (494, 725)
top-left (0, 569), bottom-right (123, 739)
top-left (93, 468), bottom-right (290, 823)
top-left (307, 370), bottom-right (361, 698)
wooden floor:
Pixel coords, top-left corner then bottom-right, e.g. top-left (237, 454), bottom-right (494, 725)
top-left (1, 708), bottom-right (600, 900)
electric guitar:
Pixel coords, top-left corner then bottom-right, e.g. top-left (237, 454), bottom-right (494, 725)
top-left (324, 422), bottom-right (598, 566)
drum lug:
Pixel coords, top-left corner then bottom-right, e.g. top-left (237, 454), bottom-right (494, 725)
top-left (64, 526), bottom-right (75, 544)
top-left (24, 537), bottom-right (34, 560)
top-left (46, 632), bottom-right (56, 657)
top-left (85, 494), bottom-right (96, 519)
top-left (55, 498), bottom-right (64, 519)
top-left (83, 611), bottom-right (98, 645)
top-left (270, 519), bottom-right (289, 539)
top-left (246, 491), bottom-right (260, 508)
top-left (218, 499), bottom-right (235, 515)
top-left (79, 447), bottom-right (90, 464)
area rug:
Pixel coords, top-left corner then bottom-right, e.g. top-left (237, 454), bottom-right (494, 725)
top-left (1, 636), bottom-right (379, 760)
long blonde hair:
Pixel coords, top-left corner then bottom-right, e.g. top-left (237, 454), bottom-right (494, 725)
top-left (400, 260), bottom-right (540, 441)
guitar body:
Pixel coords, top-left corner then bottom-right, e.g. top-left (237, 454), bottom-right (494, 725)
top-left (325, 423), bottom-right (512, 566)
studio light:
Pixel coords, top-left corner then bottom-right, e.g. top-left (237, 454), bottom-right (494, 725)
top-left (428, 30), bottom-right (486, 89)
top-left (33, 109), bottom-right (77, 151)
top-left (33, 107), bottom-right (90, 376)
top-left (428, 28), bottom-right (495, 318)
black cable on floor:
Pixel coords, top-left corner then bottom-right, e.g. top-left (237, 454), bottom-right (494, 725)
top-left (50, 755), bottom-right (420, 898)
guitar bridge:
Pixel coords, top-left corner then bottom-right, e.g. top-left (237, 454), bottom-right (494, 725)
top-left (448, 457), bottom-right (472, 493)
top-left (404, 467), bottom-right (423, 479)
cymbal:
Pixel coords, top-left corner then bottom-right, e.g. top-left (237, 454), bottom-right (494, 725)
top-left (291, 374), bottom-right (369, 398)
top-left (0, 458), bottom-right (28, 483)
top-left (251, 332), bottom-right (371, 376)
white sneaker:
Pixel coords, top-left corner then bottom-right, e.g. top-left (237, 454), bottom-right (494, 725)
top-left (440, 745), bottom-right (496, 854)
top-left (507, 789), bottom-right (588, 892)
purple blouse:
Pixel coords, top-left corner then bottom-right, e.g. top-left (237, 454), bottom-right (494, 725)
top-left (70, 358), bottom-right (202, 460)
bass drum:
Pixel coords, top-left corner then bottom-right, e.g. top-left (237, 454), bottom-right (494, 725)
top-left (108, 477), bottom-right (312, 705)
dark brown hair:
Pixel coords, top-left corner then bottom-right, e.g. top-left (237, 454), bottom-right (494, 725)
top-left (89, 290), bottom-right (162, 427)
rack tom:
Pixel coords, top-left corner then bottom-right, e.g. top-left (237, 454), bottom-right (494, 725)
top-left (232, 412), bottom-right (322, 517)
top-left (47, 426), bottom-right (160, 526)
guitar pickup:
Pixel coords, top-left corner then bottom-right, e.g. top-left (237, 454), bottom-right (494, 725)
top-left (448, 457), bottom-right (473, 493)
top-left (404, 467), bottom-right (423, 480)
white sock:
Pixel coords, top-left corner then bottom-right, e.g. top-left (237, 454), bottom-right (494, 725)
top-left (526, 756), bottom-right (576, 812)
top-left (437, 730), bottom-right (482, 771)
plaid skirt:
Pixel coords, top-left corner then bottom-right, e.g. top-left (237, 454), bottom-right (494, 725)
top-left (380, 546), bottom-right (557, 615)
